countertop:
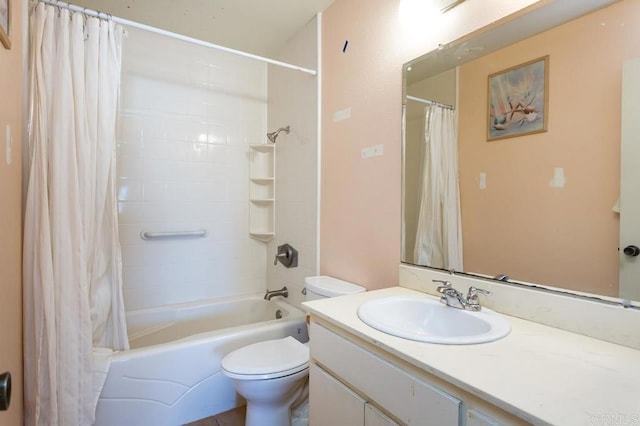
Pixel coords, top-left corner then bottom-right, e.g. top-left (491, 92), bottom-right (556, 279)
top-left (303, 286), bottom-right (640, 426)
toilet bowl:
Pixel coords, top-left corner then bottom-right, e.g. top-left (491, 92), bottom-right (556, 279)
top-left (221, 276), bottom-right (365, 426)
top-left (222, 337), bottom-right (309, 426)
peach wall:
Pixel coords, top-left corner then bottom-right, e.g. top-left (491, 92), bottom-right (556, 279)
top-left (321, 0), bottom-right (538, 289)
top-left (0, 0), bottom-right (23, 423)
top-left (458, 0), bottom-right (638, 296)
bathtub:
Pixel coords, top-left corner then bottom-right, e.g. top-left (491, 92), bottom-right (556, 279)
top-left (94, 295), bottom-right (309, 426)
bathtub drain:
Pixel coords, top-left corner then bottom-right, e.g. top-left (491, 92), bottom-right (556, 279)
top-left (275, 309), bottom-right (283, 319)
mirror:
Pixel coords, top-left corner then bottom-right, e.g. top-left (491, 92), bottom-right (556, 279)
top-left (402, 0), bottom-right (640, 305)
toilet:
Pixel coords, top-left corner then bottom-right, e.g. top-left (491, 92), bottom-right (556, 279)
top-left (221, 276), bottom-right (366, 426)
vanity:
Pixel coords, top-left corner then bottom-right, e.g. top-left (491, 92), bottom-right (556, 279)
top-left (303, 282), bottom-right (640, 426)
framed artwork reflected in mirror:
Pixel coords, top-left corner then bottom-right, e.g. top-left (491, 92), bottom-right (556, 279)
top-left (487, 56), bottom-right (549, 141)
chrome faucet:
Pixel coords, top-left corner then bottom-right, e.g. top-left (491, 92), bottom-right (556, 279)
top-left (264, 286), bottom-right (288, 300)
top-left (433, 280), bottom-right (491, 311)
top-left (434, 280), bottom-right (467, 309)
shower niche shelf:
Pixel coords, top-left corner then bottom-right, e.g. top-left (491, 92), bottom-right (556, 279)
top-left (249, 144), bottom-right (275, 242)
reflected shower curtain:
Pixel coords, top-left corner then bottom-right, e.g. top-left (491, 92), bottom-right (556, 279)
top-left (23, 4), bottom-right (128, 425)
top-left (413, 104), bottom-right (463, 270)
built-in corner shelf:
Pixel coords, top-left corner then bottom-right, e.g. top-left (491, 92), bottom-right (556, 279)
top-left (249, 144), bottom-right (275, 242)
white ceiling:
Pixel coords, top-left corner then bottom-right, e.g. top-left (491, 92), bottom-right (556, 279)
top-left (71, 0), bottom-right (335, 57)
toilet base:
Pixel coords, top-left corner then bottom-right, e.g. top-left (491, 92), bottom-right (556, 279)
top-left (246, 402), bottom-right (293, 426)
top-left (233, 369), bottom-right (308, 426)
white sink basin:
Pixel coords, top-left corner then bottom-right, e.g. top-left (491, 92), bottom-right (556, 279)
top-left (357, 295), bottom-right (510, 345)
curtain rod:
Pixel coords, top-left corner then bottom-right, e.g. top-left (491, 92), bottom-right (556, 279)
top-left (37, 0), bottom-right (318, 76)
top-left (406, 95), bottom-right (455, 110)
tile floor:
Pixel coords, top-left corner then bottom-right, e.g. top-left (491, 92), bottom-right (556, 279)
top-left (185, 406), bottom-right (246, 426)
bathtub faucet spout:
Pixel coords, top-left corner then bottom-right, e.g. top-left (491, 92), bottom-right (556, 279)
top-left (264, 286), bottom-right (288, 300)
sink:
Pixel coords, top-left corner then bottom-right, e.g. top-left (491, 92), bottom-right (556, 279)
top-left (357, 295), bottom-right (510, 344)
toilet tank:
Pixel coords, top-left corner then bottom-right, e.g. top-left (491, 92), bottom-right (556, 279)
top-left (304, 276), bottom-right (366, 301)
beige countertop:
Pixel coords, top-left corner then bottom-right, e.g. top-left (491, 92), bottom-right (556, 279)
top-left (303, 286), bottom-right (640, 426)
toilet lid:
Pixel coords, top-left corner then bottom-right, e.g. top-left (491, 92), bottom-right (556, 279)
top-left (305, 276), bottom-right (366, 297)
top-left (221, 337), bottom-right (309, 379)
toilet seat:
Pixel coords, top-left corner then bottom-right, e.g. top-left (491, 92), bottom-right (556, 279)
top-left (221, 336), bottom-right (310, 380)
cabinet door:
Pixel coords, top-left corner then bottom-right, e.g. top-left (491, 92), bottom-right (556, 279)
top-left (365, 404), bottom-right (399, 426)
top-left (309, 363), bottom-right (365, 425)
top-left (311, 323), bottom-right (461, 425)
top-left (467, 408), bottom-right (502, 426)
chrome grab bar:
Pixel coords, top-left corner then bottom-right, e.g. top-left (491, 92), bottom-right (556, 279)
top-left (140, 229), bottom-right (207, 240)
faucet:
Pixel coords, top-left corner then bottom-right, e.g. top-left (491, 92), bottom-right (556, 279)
top-left (433, 280), bottom-right (491, 311)
top-left (434, 280), bottom-right (466, 309)
top-left (264, 286), bottom-right (288, 300)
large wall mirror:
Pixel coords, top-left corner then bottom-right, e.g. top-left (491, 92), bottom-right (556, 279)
top-left (402, 0), bottom-right (640, 306)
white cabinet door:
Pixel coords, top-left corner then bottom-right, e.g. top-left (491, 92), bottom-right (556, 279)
top-left (467, 408), bottom-right (502, 426)
top-left (365, 404), bottom-right (399, 426)
top-left (309, 363), bottom-right (365, 425)
top-left (311, 323), bottom-right (461, 426)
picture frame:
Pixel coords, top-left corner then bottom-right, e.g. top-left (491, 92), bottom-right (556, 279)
top-left (0, 0), bottom-right (10, 50)
top-left (487, 55), bottom-right (549, 141)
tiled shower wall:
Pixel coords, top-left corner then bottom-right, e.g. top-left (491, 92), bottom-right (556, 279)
top-left (117, 28), bottom-right (268, 311)
top-left (266, 18), bottom-right (319, 308)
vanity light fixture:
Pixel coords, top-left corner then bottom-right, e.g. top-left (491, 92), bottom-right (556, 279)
top-left (399, 0), bottom-right (442, 29)
top-left (399, 0), bottom-right (466, 30)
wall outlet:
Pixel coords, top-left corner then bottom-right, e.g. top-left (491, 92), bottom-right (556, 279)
top-left (362, 144), bottom-right (384, 159)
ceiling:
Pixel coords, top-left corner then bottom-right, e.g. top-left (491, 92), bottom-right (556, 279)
top-left (71, 0), bottom-right (335, 57)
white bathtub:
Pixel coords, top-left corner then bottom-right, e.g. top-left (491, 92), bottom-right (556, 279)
top-left (94, 295), bottom-right (309, 426)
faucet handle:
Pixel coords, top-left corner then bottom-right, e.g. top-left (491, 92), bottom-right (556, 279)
top-left (433, 279), bottom-right (452, 293)
top-left (273, 244), bottom-right (298, 268)
top-left (465, 287), bottom-right (491, 311)
top-left (274, 252), bottom-right (288, 265)
top-left (467, 286), bottom-right (491, 301)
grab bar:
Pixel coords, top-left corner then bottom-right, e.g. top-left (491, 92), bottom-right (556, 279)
top-left (140, 229), bottom-right (208, 240)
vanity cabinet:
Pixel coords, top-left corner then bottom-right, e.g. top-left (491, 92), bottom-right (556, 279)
top-left (309, 320), bottom-right (521, 426)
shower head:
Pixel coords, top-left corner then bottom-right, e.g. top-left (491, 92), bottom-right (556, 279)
top-left (267, 125), bottom-right (290, 143)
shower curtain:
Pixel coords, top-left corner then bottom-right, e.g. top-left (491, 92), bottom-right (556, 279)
top-left (413, 104), bottom-right (463, 270)
top-left (23, 4), bottom-right (128, 425)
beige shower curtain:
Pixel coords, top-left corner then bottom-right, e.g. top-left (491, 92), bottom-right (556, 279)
top-left (413, 104), bottom-right (463, 270)
top-left (23, 3), bottom-right (128, 425)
